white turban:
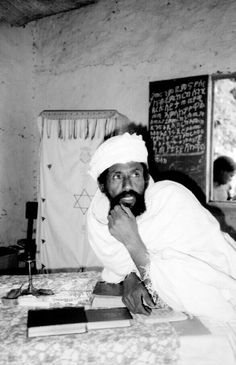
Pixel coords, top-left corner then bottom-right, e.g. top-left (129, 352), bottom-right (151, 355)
top-left (88, 133), bottom-right (148, 180)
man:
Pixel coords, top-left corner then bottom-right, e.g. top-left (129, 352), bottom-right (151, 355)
top-left (87, 133), bottom-right (236, 321)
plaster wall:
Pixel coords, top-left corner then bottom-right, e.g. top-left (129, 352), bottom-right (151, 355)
top-left (1, 0), bottom-right (236, 247)
top-left (26, 0), bottom-right (236, 238)
top-left (31, 0), bottom-right (236, 123)
top-left (0, 25), bottom-right (37, 246)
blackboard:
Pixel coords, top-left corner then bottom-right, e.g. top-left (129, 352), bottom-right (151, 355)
top-left (149, 75), bottom-right (209, 197)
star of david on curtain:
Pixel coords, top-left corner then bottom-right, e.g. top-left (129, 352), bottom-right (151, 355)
top-left (36, 110), bottom-right (129, 271)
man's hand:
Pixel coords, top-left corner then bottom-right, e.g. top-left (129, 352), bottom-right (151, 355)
top-left (108, 204), bottom-right (139, 246)
top-left (122, 272), bottom-right (155, 315)
top-left (108, 204), bottom-right (150, 282)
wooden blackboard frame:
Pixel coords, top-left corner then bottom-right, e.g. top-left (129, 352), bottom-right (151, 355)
top-left (148, 75), bottom-right (209, 202)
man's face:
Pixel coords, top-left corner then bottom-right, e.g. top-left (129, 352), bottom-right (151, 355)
top-left (101, 162), bottom-right (148, 217)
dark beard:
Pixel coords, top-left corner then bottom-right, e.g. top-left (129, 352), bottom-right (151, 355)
top-left (106, 190), bottom-right (146, 217)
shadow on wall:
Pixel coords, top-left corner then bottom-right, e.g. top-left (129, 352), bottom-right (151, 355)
top-left (121, 123), bottom-right (236, 241)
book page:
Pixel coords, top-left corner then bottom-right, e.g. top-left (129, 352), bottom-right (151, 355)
top-left (134, 308), bottom-right (188, 323)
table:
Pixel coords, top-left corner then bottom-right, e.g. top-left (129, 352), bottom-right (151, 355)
top-left (0, 271), bottom-right (235, 365)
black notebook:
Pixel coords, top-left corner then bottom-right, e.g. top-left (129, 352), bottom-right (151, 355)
top-left (27, 306), bottom-right (87, 337)
top-left (92, 281), bottom-right (124, 296)
top-left (91, 281), bottom-right (125, 308)
top-left (86, 307), bottom-right (132, 330)
top-left (27, 306), bottom-right (132, 338)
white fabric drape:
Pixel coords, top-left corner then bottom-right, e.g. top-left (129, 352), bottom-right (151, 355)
top-left (87, 179), bottom-right (236, 321)
top-left (36, 110), bottom-right (128, 271)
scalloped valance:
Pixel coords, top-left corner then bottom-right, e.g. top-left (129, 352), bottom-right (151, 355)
top-left (38, 110), bottom-right (129, 140)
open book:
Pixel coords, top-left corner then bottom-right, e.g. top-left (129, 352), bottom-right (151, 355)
top-left (27, 306), bottom-right (132, 338)
top-left (134, 308), bottom-right (188, 323)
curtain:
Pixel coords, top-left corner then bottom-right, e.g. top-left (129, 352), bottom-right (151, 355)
top-left (36, 110), bottom-right (129, 271)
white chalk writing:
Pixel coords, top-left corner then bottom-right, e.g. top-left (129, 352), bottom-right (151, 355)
top-left (149, 79), bottom-right (206, 158)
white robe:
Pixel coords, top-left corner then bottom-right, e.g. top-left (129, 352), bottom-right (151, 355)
top-left (86, 180), bottom-right (236, 321)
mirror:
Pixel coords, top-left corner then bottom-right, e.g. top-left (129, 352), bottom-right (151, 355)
top-left (211, 74), bottom-right (236, 202)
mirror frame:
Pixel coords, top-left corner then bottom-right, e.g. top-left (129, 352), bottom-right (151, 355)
top-left (208, 72), bottom-right (236, 204)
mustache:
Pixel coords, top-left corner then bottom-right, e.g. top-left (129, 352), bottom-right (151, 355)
top-left (117, 190), bottom-right (140, 200)
top-left (107, 189), bottom-right (146, 217)
top-left (109, 190), bottom-right (141, 209)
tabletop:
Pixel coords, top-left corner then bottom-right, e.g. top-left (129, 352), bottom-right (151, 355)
top-left (0, 270), bottom-right (235, 365)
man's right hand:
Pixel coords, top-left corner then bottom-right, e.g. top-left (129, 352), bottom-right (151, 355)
top-left (122, 272), bottom-right (155, 315)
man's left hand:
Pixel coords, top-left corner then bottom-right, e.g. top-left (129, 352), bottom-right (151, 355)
top-left (122, 272), bottom-right (155, 315)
